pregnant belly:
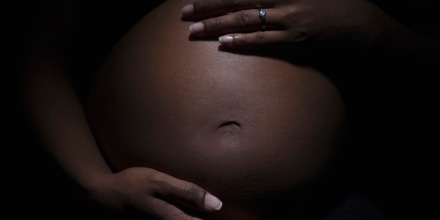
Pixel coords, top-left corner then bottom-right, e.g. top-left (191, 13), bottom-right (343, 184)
top-left (86, 0), bottom-right (345, 206)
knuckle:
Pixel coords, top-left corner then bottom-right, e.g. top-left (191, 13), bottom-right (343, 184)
top-left (183, 183), bottom-right (203, 203)
top-left (281, 7), bottom-right (300, 27)
top-left (255, 31), bottom-right (265, 44)
top-left (291, 30), bottom-right (308, 42)
top-left (235, 11), bottom-right (251, 28)
top-left (149, 172), bottom-right (166, 190)
top-left (195, 0), bottom-right (209, 12)
top-left (207, 17), bottom-right (222, 32)
top-left (238, 34), bottom-right (251, 45)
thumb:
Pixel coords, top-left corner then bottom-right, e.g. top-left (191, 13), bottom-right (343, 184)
top-left (155, 173), bottom-right (223, 212)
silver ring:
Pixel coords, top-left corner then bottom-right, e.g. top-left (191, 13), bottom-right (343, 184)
top-left (258, 8), bottom-right (266, 31)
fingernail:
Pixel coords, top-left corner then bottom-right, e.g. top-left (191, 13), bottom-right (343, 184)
top-left (219, 35), bottom-right (234, 45)
top-left (204, 193), bottom-right (223, 211)
top-left (189, 22), bottom-right (204, 35)
top-left (181, 4), bottom-right (194, 17)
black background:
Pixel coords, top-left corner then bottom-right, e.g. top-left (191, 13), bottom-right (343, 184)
top-left (5, 0), bottom-right (439, 219)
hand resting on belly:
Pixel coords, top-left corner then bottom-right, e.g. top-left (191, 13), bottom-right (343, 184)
top-left (86, 1), bottom-right (346, 218)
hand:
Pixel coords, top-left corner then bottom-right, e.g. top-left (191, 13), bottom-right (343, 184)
top-left (181, 0), bottom-right (394, 50)
top-left (87, 167), bottom-right (222, 220)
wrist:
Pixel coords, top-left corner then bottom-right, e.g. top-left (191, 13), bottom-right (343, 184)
top-left (77, 169), bottom-right (114, 194)
top-left (79, 172), bottom-right (126, 210)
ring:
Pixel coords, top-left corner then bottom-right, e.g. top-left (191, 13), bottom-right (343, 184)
top-left (258, 8), bottom-right (266, 31)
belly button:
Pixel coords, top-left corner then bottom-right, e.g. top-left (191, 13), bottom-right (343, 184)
top-left (218, 121), bottom-right (241, 137)
top-left (219, 121), bottom-right (241, 128)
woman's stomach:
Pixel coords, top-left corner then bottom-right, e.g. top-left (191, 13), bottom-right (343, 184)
top-left (86, 0), bottom-right (345, 213)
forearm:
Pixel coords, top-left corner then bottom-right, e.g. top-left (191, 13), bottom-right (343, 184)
top-left (22, 53), bottom-right (112, 192)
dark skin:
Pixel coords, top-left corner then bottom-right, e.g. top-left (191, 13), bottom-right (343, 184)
top-left (86, 3), bottom-right (346, 220)
top-left (23, 1), bottom-right (222, 220)
top-left (182, 0), bottom-right (439, 56)
top-left (19, 0), bottom-right (438, 219)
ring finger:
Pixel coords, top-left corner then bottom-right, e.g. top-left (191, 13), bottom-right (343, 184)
top-left (189, 8), bottom-right (282, 37)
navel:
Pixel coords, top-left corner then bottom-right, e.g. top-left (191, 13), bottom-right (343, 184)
top-left (217, 120), bottom-right (241, 138)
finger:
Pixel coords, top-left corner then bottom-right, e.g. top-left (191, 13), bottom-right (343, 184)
top-left (189, 8), bottom-right (282, 37)
top-left (182, 0), bottom-right (274, 19)
top-left (151, 172), bottom-right (223, 212)
top-left (218, 31), bottom-right (305, 49)
top-left (140, 198), bottom-right (204, 220)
